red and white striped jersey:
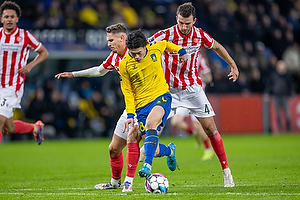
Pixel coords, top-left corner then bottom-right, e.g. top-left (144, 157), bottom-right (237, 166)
top-left (102, 48), bottom-right (128, 73)
top-left (148, 25), bottom-right (214, 90)
top-left (0, 27), bottom-right (41, 92)
top-left (197, 54), bottom-right (211, 76)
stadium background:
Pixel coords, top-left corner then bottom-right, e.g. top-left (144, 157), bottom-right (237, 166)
top-left (2, 0), bottom-right (300, 141)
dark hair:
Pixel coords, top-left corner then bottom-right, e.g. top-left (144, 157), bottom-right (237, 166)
top-left (106, 23), bottom-right (127, 34)
top-left (126, 29), bottom-right (147, 49)
top-left (0, 1), bottom-right (21, 18)
top-left (176, 2), bottom-right (196, 19)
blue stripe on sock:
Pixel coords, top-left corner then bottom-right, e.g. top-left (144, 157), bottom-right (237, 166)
top-left (144, 129), bottom-right (158, 166)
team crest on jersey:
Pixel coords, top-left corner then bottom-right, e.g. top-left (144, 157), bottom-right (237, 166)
top-left (193, 37), bottom-right (200, 43)
top-left (150, 54), bottom-right (157, 62)
top-left (17, 36), bottom-right (23, 42)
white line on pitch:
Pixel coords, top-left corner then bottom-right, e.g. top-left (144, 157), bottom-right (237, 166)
top-left (0, 192), bottom-right (300, 196)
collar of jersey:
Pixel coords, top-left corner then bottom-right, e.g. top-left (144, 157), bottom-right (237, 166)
top-left (3, 26), bottom-right (18, 37)
top-left (120, 47), bottom-right (128, 58)
top-left (176, 24), bottom-right (194, 38)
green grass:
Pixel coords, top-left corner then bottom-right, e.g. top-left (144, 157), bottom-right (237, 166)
top-left (0, 134), bottom-right (299, 199)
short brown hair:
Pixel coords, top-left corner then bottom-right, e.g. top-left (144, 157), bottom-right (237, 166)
top-left (106, 23), bottom-right (127, 35)
top-left (176, 2), bottom-right (196, 19)
top-left (0, 1), bottom-right (21, 18)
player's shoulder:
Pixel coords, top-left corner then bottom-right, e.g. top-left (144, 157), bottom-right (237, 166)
top-left (18, 27), bottom-right (31, 35)
top-left (194, 26), bottom-right (210, 36)
top-left (146, 41), bottom-right (166, 54)
top-left (119, 53), bottom-right (131, 66)
top-left (147, 40), bottom-right (166, 49)
top-left (148, 26), bottom-right (174, 42)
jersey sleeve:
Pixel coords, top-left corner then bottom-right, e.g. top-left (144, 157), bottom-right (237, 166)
top-left (102, 52), bottom-right (117, 71)
top-left (164, 40), bottom-right (183, 54)
top-left (147, 30), bottom-right (166, 42)
top-left (119, 60), bottom-right (136, 115)
top-left (199, 29), bottom-right (214, 49)
top-left (25, 30), bottom-right (41, 51)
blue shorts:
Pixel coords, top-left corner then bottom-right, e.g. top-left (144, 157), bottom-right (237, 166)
top-left (136, 93), bottom-right (172, 136)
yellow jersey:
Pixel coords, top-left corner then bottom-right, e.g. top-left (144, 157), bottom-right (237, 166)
top-left (119, 40), bottom-right (183, 115)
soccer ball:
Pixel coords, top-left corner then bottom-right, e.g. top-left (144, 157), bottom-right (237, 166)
top-left (145, 173), bottom-right (169, 194)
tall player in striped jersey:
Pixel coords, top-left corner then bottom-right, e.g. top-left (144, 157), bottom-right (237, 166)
top-left (148, 2), bottom-right (238, 187)
top-left (55, 23), bottom-right (142, 192)
top-left (0, 1), bottom-right (48, 145)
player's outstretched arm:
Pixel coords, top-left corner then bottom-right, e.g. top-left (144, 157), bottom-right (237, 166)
top-left (211, 41), bottom-right (239, 82)
top-left (55, 65), bottom-right (109, 79)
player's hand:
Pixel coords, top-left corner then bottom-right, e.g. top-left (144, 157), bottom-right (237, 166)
top-left (18, 64), bottom-right (33, 74)
top-left (228, 67), bottom-right (239, 82)
top-left (123, 118), bottom-right (134, 133)
top-left (55, 72), bottom-right (74, 79)
top-left (179, 54), bottom-right (188, 64)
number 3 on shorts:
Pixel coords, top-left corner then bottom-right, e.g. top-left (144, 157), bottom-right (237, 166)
top-left (1, 98), bottom-right (6, 107)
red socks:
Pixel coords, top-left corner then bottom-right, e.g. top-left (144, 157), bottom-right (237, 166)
top-left (110, 152), bottom-right (123, 180)
top-left (14, 120), bottom-right (34, 134)
top-left (0, 132), bottom-right (2, 142)
top-left (110, 143), bottom-right (139, 180)
top-left (185, 127), bottom-right (193, 134)
top-left (126, 143), bottom-right (140, 178)
top-left (202, 138), bottom-right (211, 150)
top-left (208, 131), bottom-right (229, 169)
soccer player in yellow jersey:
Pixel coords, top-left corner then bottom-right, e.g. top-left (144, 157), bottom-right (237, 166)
top-left (119, 29), bottom-right (188, 179)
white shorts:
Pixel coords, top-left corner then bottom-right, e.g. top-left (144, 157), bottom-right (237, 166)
top-left (0, 85), bottom-right (24, 118)
top-left (168, 83), bottom-right (215, 119)
top-left (114, 109), bottom-right (138, 140)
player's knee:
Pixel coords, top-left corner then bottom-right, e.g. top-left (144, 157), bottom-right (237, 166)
top-left (108, 143), bottom-right (120, 156)
top-left (127, 133), bottom-right (139, 143)
top-left (127, 133), bottom-right (138, 143)
top-left (2, 125), bottom-right (14, 134)
top-left (145, 120), bottom-right (158, 130)
top-left (170, 116), bottom-right (181, 128)
top-left (127, 125), bottom-right (140, 143)
top-left (202, 125), bottom-right (216, 136)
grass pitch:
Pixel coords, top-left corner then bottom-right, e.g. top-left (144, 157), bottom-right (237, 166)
top-left (0, 134), bottom-right (299, 199)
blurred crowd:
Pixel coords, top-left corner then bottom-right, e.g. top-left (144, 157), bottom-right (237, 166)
top-left (8, 0), bottom-right (300, 138)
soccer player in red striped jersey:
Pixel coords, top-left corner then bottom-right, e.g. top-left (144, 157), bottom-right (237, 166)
top-left (55, 23), bottom-right (141, 192)
top-left (0, 1), bottom-right (48, 145)
top-left (170, 54), bottom-right (214, 161)
top-left (148, 2), bottom-right (239, 187)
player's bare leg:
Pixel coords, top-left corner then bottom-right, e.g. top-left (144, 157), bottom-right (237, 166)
top-left (197, 116), bottom-right (235, 187)
top-left (192, 120), bottom-right (213, 161)
top-left (0, 115), bottom-right (6, 143)
top-left (170, 114), bottom-right (194, 134)
top-left (1, 116), bottom-right (44, 145)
